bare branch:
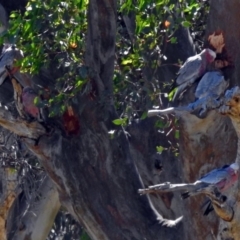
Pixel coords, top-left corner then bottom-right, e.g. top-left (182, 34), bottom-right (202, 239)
top-left (8, 176), bottom-right (61, 240)
top-left (0, 106), bottom-right (46, 139)
top-left (148, 108), bottom-right (176, 117)
top-left (139, 182), bottom-right (197, 195)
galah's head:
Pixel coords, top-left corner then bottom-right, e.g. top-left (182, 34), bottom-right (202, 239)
top-left (201, 48), bottom-right (216, 62)
top-left (22, 86), bottom-right (36, 95)
top-left (3, 44), bottom-right (24, 59)
top-left (230, 162), bottom-right (239, 174)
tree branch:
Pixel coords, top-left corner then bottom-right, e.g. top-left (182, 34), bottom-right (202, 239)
top-left (139, 182), bottom-right (197, 195)
top-left (7, 175), bottom-right (61, 240)
top-left (0, 106), bottom-right (46, 139)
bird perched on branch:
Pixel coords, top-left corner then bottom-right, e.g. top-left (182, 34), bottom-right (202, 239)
top-left (148, 71), bottom-right (228, 119)
top-left (21, 86), bottom-right (43, 122)
top-left (173, 48), bottom-right (216, 101)
top-left (0, 45), bottom-right (24, 85)
top-left (181, 163), bottom-right (239, 199)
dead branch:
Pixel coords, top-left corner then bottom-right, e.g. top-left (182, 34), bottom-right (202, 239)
top-left (139, 180), bottom-right (235, 222)
top-left (0, 106), bottom-right (46, 139)
top-left (138, 182), bottom-right (197, 195)
top-left (9, 176), bottom-right (60, 240)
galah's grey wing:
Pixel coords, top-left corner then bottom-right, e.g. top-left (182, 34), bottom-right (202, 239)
top-left (195, 71), bottom-right (229, 99)
top-left (173, 56), bottom-right (203, 101)
top-left (172, 81), bottom-right (189, 102)
top-left (181, 181), bottom-right (210, 199)
top-left (200, 168), bottom-right (229, 184)
top-left (0, 46), bottom-right (23, 63)
top-left (176, 56), bottom-right (202, 85)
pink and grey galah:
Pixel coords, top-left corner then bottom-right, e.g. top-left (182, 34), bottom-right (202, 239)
top-left (21, 86), bottom-right (42, 121)
top-left (181, 163), bottom-right (239, 199)
top-left (0, 45), bottom-right (24, 85)
top-left (173, 48), bottom-right (216, 101)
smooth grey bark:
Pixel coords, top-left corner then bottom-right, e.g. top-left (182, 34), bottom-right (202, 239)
top-left (7, 175), bottom-right (60, 240)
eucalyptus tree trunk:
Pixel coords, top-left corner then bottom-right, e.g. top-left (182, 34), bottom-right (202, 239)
top-left (1, 0), bottom-right (240, 240)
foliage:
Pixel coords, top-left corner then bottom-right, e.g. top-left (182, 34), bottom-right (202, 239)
top-left (0, 0), bottom-right (208, 119)
top-left (115, 0), bottom-right (209, 121)
top-left (0, 0), bottom-right (209, 155)
top-left (113, 0), bottom-right (209, 154)
top-left (3, 0), bottom-right (89, 116)
top-left (2, 0), bottom-right (209, 119)
top-left (7, 0), bottom-right (87, 73)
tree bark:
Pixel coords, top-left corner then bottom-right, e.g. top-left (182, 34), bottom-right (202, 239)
top-left (2, 0), bottom-right (240, 240)
top-left (2, 0), bottom-right (188, 239)
top-left (7, 175), bottom-right (60, 240)
top-left (176, 1), bottom-right (240, 239)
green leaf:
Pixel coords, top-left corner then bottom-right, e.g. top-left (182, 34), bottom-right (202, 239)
top-left (60, 104), bottom-right (67, 113)
top-left (10, 13), bottom-right (18, 18)
top-left (80, 230), bottom-right (92, 240)
top-left (49, 110), bottom-right (57, 117)
top-left (174, 152), bottom-right (179, 157)
top-left (168, 88), bottom-right (176, 101)
top-left (155, 120), bottom-right (167, 128)
top-left (156, 145), bottom-right (164, 153)
top-left (55, 93), bottom-right (65, 102)
top-left (75, 79), bottom-right (85, 88)
top-left (112, 118), bottom-right (127, 126)
top-left (140, 111), bottom-right (147, 120)
top-left (175, 130), bottom-right (180, 139)
top-left (34, 96), bottom-right (40, 105)
top-left (170, 37), bottom-right (177, 44)
top-left (121, 59), bottom-right (133, 65)
top-left (182, 21), bottom-right (191, 28)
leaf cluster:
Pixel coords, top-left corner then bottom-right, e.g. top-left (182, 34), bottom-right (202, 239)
top-left (3, 0), bottom-right (88, 116)
top-left (115, 0), bottom-right (209, 121)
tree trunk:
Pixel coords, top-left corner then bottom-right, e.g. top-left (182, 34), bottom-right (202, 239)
top-left (2, 0), bottom-right (240, 240)
top-left (7, 176), bottom-right (60, 240)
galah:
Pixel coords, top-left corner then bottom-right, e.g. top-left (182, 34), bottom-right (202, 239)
top-left (181, 163), bottom-right (239, 199)
top-left (0, 45), bottom-right (24, 85)
top-left (186, 71), bottom-right (229, 118)
top-left (195, 71), bottom-right (229, 100)
top-left (148, 71), bottom-right (229, 119)
top-left (173, 48), bottom-right (216, 101)
top-left (21, 86), bottom-right (42, 121)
